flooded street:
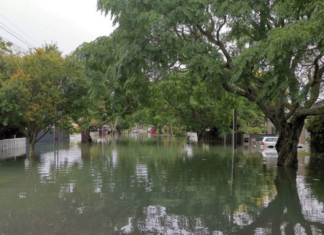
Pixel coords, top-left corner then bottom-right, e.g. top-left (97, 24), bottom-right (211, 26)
top-left (0, 135), bottom-right (323, 234)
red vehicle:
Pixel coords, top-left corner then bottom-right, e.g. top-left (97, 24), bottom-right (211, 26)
top-left (150, 127), bottom-right (156, 135)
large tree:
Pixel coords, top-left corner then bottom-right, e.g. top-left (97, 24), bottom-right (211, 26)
top-left (74, 36), bottom-right (149, 141)
top-left (145, 71), bottom-right (264, 139)
top-left (97, 0), bottom-right (324, 167)
top-left (0, 45), bottom-right (84, 157)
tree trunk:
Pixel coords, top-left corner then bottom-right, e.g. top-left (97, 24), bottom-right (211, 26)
top-left (276, 116), bottom-right (306, 167)
top-left (197, 128), bottom-right (206, 142)
top-left (28, 137), bottom-right (36, 157)
top-left (111, 116), bottom-right (120, 136)
top-left (81, 144), bottom-right (91, 160)
top-left (81, 128), bottom-right (92, 143)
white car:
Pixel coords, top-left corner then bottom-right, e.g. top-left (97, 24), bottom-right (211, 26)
top-left (256, 137), bottom-right (278, 148)
top-left (256, 136), bottom-right (307, 150)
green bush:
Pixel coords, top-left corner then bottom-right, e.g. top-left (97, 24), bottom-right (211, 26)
top-left (238, 126), bottom-right (263, 134)
top-left (173, 129), bottom-right (186, 137)
top-left (305, 115), bottom-right (324, 155)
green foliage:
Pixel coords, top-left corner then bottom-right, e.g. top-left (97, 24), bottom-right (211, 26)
top-left (97, 0), bottom-right (324, 111)
top-left (97, 0), bottom-right (324, 164)
top-left (0, 38), bottom-right (21, 83)
top-left (238, 126), bottom-right (263, 134)
top-left (305, 115), bottom-right (324, 154)
top-left (149, 72), bottom-right (236, 135)
top-left (0, 44), bottom-right (86, 155)
top-left (297, 151), bottom-right (311, 157)
top-left (173, 129), bottom-right (186, 137)
top-left (0, 37), bottom-right (12, 54)
top-left (74, 36), bottom-right (151, 131)
top-left (136, 71), bottom-right (264, 138)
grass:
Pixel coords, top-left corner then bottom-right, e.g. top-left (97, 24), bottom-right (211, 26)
top-left (297, 150), bottom-right (311, 157)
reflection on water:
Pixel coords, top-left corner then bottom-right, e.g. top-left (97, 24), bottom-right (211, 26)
top-left (0, 135), bottom-right (323, 234)
top-left (297, 175), bottom-right (324, 224)
top-left (125, 205), bottom-right (211, 234)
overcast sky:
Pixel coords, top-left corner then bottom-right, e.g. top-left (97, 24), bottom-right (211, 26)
top-left (0, 0), bottom-right (115, 55)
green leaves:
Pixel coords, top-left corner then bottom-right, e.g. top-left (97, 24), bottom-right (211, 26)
top-left (95, 0), bottom-right (324, 160)
top-left (0, 44), bottom-right (87, 149)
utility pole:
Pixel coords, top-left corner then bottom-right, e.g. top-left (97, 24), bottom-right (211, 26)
top-left (231, 147), bottom-right (236, 197)
top-left (233, 109), bottom-right (237, 149)
top-left (231, 109), bottom-right (237, 197)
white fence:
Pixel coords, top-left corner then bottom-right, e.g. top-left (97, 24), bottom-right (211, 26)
top-left (0, 138), bottom-right (26, 159)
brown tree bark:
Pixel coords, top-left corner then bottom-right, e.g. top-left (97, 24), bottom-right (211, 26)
top-left (110, 116), bottom-right (120, 136)
top-left (81, 128), bottom-right (92, 143)
top-left (276, 116), bottom-right (306, 167)
top-left (28, 137), bottom-right (36, 157)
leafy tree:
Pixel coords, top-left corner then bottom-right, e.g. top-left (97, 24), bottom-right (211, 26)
top-left (0, 37), bottom-right (12, 54)
top-left (128, 71), bottom-right (264, 138)
top-left (0, 45), bottom-right (83, 156)
top-left (237, 101), bottom-right (266, 134)
top-left (74, 36), bottom-right (150, 141)
top-left (0, 38), bottom-right (22, 89)
top-left (149, 72), bottom-right (236, 138)
top-left (0, 38), bottom-right (23, 139)
top-left (98, 0), bottom-right (324, 167)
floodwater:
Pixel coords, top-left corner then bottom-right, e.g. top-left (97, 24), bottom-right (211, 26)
top-left (0, 135), bottom-right (323, 235)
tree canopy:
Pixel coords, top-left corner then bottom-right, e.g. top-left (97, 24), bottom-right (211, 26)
top-left (73, 36), bottom-right (151, 140)
top-left (0, 45), bottom-right (85, 156)
top-left (97, 0), bottom-right (324, 167)
top-left (143, 71), bottom-right (264, 138)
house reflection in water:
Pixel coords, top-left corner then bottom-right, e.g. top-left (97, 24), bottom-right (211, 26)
top-left (136, 162), bottom-right (148, 183)
top-left (121, 205), bottom-right (214, 234)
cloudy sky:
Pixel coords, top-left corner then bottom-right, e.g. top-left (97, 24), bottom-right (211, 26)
top-left (0, 0), bottom-right (115, 55)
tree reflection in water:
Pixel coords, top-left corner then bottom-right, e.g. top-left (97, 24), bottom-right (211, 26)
top-left (117, 155), bottom-right (324, 235)
top-left (0, 138), bottom-right (324, 234)
top-left (237, 167), bottom-right (324, 234)
top-left (119, 166), bottom-right (324, 234)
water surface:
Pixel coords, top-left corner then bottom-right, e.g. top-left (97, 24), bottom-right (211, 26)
top-left (0, 135), bottom-right (323, 234)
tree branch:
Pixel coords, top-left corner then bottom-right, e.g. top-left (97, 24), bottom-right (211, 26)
top-left (36, 126), bottom-right (53, 142)
top-left (196, 24), bottom-right (232, 66)
top-left (296, 105), bottom-right (324, 117)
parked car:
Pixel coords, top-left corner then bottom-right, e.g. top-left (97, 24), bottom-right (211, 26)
top-left (256, 136), bottom-right (307, 150)
top-left (256, 137), bottom-right (278, 148)
top-left (147, 126), bottom-right (154, 133)
top-left (150, 127), bottom-right (156, 135)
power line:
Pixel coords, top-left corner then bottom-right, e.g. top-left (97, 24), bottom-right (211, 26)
top-left (0, 25), bottom-right (35, 48)
top-left (0, 12), bottom-right (40, 47)
top-left (2, 37), bottom-right (28, 51)
top-left (0, 21), bottom-right (38, 48)
top-left (11, 46), bottom-right (26, 54)
top-left (1, 36), bottom-right (28, 52)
